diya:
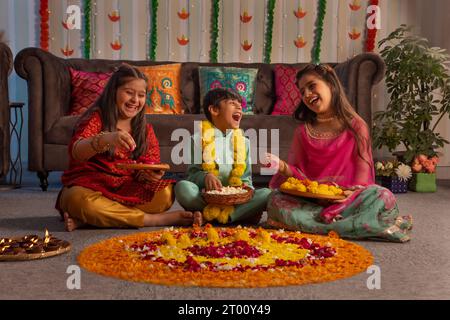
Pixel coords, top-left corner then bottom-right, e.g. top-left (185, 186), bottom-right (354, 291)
top-left (0, 229), bottom-right (71, 261)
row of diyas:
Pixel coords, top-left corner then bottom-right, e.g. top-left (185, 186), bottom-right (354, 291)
top-left (0, 230), bottom-right (67, 255)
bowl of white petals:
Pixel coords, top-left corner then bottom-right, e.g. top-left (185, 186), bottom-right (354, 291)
top-left (202, 186), bottom-right (254, 206)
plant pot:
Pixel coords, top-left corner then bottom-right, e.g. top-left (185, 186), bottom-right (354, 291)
top-left (409, 173), bottom-right (436, 192)
top-left (378, 176), bottom-right (408, 193)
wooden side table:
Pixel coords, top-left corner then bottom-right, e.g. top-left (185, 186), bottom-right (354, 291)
top-left (0, 102), bottom-right (24, 190)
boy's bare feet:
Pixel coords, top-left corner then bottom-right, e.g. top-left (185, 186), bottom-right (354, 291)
top-left (144, 210), bottom-right (203, 227)
top-left (63, 212), bottom-right (85, 232)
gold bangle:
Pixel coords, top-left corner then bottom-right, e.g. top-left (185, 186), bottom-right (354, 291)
top-left (90, 132), bottom-right (110, 153)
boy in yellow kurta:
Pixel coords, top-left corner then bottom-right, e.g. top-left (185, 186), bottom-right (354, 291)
top-left (175, 88), bottom-right (271, 224)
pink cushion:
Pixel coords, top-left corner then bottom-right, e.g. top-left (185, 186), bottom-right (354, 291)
top-left (271, 65), bottom-right (302, 115)
top-left (68, 68), bottom-right (112, 115)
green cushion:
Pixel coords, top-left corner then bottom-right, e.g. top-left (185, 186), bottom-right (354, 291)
top-left (198, 66), bottom-right (258, 114)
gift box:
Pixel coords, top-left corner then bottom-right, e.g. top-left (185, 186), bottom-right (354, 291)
top-left (379, 176), bottom-right (408, 193)
top-left (409, 173), bottom-right (436, 192)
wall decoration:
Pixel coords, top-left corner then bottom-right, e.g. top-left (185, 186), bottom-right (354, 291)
top-left (311, 0), bottom-right (327, 64)
top-left (210, 0), bottom-right (220, 63)
top-left (294, 6), bottom-right (307, 19)
top-left (177, 35), bottom-right (189, 46)
top-left (294, 36), bottom-right (307, 48)
top-left (177, 7), bottom-right (190, 20)
top-left (40, 0), bottom-right (50, 51)
top-left (365, 0), bottom-right (379, 52)
top-left (149, 0), bottom-right (159, 61)
top-left (263, 0), bottom-right (276, 63)
top-left (240, 10), bottom-right (252, 23)
top-left (82, 0), bottom-right (92, 59)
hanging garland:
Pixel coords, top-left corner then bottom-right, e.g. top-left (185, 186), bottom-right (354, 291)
top-left (149, 0), bottom-right (159, 61)
top-left (39, 0), bottom-right (49, 51)
top-left (210, 0), bottom-right (220, 63)
top-left (83, 0), bottom-right (91, 59)
top-left (365, 0), bottom-right (379, 52)
top-left (263, 0), bottom-right (276, 64)
top-left (311, 0), bottom-right (327, 64)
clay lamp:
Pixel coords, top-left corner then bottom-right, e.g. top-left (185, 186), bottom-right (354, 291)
top-left (43, 230), bottom-right (61, 252)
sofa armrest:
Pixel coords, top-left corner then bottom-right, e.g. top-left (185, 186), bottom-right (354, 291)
top-left (0, 42), bottom-right (13, 178)
top-left (334, 52), bottom-right (385, 128)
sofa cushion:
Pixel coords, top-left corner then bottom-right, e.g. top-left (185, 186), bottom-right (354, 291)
top-left (137, 64), bottom-right (184, 114)
top-left (68, 68), bottom-right (111, 115)
top-left (271, 65), bottom-right (302, 115)
top-left (198, 66), bottom-right (258, 114)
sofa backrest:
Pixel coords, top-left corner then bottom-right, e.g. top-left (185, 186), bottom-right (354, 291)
top-left (14, 48), bottom-right (385, 175)
top-left (0, 42), bottom-right (13, 179)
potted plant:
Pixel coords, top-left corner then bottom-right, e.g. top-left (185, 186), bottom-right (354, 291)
top-left (373, 25), bottom-right (450, 192)
top-left (375, 160), bottom-right (412, 193)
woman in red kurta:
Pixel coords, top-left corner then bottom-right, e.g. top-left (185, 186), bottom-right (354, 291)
top-left (57, 65), bottom-right (201, 231)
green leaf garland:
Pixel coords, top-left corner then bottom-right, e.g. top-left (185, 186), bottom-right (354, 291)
top-left (83, 0), bottom-right (91, 59)
top-left (210, 0), bottom-right (220, 63)
top-left (263, 0), bottom-right (276, 64)
top-left (149, 0), bottom-right (159, 61)
top-left (312, 0), bottom-right (327, 64)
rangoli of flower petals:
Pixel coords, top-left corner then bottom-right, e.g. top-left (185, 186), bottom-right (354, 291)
top-left (78, 225), bottom-right (373, 288)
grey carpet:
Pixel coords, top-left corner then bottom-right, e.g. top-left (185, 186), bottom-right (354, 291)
top-left (1, 173), bottom-right (449, 300)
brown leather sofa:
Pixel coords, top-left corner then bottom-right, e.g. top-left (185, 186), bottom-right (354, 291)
top-left (0, 42), bottom-right (13, 181)
top-left (14, 47), bottom-right (385, 190)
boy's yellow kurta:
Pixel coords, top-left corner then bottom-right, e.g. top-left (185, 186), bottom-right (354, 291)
top-left (175, 126), bottom-right (270, 223)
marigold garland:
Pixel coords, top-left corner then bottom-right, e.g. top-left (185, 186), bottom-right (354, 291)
top-left (210, 0), bottom-right (220, 63)
top-left (39, 0), bottom-right (49, 51)
top-left (201, 120), bottom-right (246, 224)
top-left (312, 0), bottom-right (327, 64)
top-left (365, 0), bottom-right (379, 52)
top-left (201, 120), bottom-right (246, 187)
top-left (263, 0), bottom-right (276, 64)
top-left (83, 0), bottom-right (91, 59)
top-left (78, 226), bottom-right (374, 288)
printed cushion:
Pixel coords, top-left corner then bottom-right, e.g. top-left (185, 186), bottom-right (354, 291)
top-left (271, 65), bottom-right (302, 115)
top-left (198, 66), bottom-right (258, 114)
top-left (68, 68), bottom-right (112, 116)
top-left (137, 64), bottom-right (184, 114)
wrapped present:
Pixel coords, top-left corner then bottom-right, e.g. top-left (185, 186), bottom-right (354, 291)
top-left (409, 173), bottom-right (436, 192)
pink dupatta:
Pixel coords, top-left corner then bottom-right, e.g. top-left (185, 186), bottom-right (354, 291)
top-left (269, 118), bottom-right (375, 223)
top-left (270, 117), bottom-right (374, 188)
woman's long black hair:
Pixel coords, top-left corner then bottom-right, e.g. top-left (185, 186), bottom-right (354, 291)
top-left (293, 64), bottom-right (371, 165)
top-left (75, 64), bottom-right (149, 160)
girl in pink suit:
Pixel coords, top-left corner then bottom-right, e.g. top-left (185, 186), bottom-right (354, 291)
top-left (265, 64), bottom-right (412, 242)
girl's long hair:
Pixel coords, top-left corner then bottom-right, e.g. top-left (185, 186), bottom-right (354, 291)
top-left (76, 64), bottom-right (149, 159)
top-left (293, 64), bottom-right (370, 165)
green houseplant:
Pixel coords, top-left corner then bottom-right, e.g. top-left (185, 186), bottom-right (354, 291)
top-left (373, 25), bottom-right (450, 164)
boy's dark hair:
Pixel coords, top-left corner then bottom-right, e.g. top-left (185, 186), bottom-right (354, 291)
top-left (76, 64), bottom-right (149, 159)
top-left (202, 87), bottom-right (243, 122)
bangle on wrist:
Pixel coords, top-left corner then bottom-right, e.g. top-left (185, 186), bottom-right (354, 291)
top-left (90, 131), bottom-right (110, 153)
top-left (279, 160), bottom-right (287, 174)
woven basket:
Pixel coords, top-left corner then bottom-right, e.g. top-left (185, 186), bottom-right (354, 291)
top-left (202, 186), bottom-right (254, 206)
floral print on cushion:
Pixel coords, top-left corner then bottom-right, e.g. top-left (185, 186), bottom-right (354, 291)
top-left (199, 66), bottom-right (258, 114)
top-left (137, 64), bottom-right (184, 115)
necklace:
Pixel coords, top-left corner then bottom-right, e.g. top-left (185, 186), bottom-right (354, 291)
top-left (305, 123), bottom-right (343, 139)
top-left (201, 120), bottom-right (246, 187)
top-left (316, 115), bottom-right (336, 123)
